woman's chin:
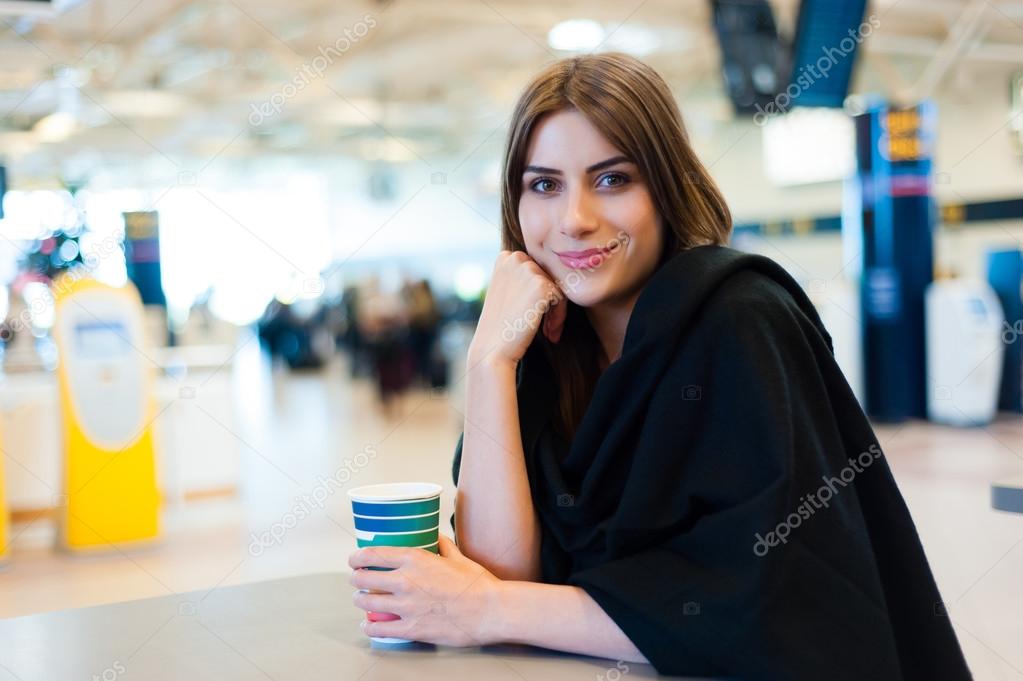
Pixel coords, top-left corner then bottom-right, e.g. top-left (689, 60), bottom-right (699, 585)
top-left (562, 286), bottom-right (612, 309)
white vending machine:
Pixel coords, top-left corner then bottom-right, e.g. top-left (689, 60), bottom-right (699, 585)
top-left (925, 280), bottom-right (1005, 426)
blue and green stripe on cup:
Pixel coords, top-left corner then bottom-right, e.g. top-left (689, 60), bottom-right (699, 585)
top-left (351, 488), bottom-right (441, 562)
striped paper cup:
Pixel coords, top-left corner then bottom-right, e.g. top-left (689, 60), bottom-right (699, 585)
top-left (348, 482), bottom-right (442, 644)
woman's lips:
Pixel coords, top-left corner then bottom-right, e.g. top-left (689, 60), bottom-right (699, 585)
top-left (555, 247), bottom-right (612, 269)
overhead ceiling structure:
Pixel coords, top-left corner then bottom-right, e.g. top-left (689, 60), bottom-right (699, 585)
top-left (0, 0), bottom-right (1022, 186)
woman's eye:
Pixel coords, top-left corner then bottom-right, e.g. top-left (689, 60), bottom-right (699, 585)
top-left (598, 172), bottom-right (629, 188)
top-left (530, 177), bottom-right (559, 193)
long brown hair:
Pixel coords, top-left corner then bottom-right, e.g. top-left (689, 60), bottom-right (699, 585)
top-left (499, 52), bottom-right (733, 439)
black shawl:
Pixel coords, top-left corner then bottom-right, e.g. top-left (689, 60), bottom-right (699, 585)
top-left (452, 245), bottom-right (971, 680)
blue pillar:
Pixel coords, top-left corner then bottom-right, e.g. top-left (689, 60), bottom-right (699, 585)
top-left (987, 249), bottom-right (1023, 412)
top-left (123, 210), bottom-right (166, 308)
top-left (845, 101), bottom-right (936, 422)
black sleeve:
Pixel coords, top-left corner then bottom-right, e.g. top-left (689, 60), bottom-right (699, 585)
top-left (452, 431), bottom-right (463, 487)
top-left (565, 287), bottom-right (957, 680)
top-left (450, 432), bottom-right (463, 541)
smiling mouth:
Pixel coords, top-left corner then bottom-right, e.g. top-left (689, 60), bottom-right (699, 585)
top-left (554, 247), bottom-right (613, 270)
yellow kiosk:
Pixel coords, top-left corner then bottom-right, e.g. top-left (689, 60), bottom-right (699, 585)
top-left (52, 275), bottom-right (160, 551)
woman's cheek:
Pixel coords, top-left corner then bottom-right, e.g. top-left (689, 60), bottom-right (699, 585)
top-left (520, 199), bottom-right (549, 231)
top-left (519, 213), bottom-right (549, 254)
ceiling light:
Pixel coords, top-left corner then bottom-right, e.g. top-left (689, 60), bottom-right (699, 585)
top-left (102, 90), bottom-right (189, 118)
top-left (33, 111), bottom-right (76, 143)
top-left (548, 19), bottom-right (605, 52)
top-left (602, 24), bottom-right (662, 57)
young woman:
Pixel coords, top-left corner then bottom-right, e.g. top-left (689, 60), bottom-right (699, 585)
top-left (349, 53), bottom-right (972, 680)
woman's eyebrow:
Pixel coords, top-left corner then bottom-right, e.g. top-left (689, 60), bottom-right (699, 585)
top-left (523, 155), bottom-right (632, 176)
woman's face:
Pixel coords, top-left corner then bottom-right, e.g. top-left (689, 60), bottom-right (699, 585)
top-left (518, 108), bottom-right (663, 309)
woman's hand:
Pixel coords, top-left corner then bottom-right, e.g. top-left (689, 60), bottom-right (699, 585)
top-left (468, 250), bottom-right (567, 366)
top-left (349, 535), bottom-right (504, 647)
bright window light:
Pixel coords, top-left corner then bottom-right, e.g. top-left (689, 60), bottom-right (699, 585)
top-left (158, 174), bottom-right (332, 325)
top-left (454, 264), bottom-right (486, 301)
top-left (762, 108), bottom-right (855, 186)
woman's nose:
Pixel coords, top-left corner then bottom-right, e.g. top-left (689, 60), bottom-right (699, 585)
top-left (559, 187), bottom-right (599, 239)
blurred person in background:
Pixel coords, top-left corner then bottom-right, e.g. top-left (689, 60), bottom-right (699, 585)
top-left (340, 284), bottom-right (369, 377)
top-left (256, 297), bottom-right (331, 370)
top-left (404, 278), bottom-right (441, 388)
top-left (358, 277), bottom-right (413, 417)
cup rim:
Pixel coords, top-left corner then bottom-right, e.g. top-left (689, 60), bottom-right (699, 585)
top-left (347, 482), bottom-right (442, 502)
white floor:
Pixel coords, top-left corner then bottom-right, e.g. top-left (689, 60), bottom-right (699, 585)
top-left (1, 347), bottom-right (1022, 680)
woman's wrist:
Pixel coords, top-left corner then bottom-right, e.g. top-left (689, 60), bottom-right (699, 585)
top-left (476, 579), bottom-right (650, 664)
top-left (480, 578), bottom-right (520, 645)
top-left (466, 344), bottom-right (518, 376)
top-left (482, 580), bottom-right (557, 647)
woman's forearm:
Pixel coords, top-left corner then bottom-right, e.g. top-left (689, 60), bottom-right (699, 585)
top-left (488, 580), bottom-right (650, 664)
top-left (455, 353), bottom-right (542, 581)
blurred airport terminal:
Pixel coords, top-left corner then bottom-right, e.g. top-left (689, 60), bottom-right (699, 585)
top-left (1, 0), bottom-right (1023, 678)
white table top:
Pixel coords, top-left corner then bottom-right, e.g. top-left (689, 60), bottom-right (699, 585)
top-left (0, 572), bottom-right (689, 680)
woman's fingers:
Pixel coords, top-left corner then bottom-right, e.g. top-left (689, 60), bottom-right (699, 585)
top-left (350, 567), bottom-right (405, 593)
top-left (348, 546), bottom-right (418, 570)
top-left (437, 534), bottom-right (460, 558)
top-left (363, 617), bottom-right (418, 641)
top-left (352, 589), bottom-right (399, 613)
top-left (471, 248), bottom-right (574, 364)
